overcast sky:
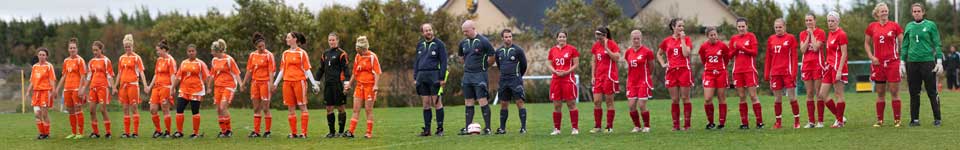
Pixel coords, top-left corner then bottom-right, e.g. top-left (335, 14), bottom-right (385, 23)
top-left (0, 0), bottom-right (913, 23)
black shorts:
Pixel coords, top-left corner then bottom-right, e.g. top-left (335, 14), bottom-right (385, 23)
top-left (498, 83), bottom-right (525, 102)
top-left (462, 83), bottom-right (489, 99)
top-left (323, 82), bottom-right (346, 106)
top-left (416, 70), bottom-right (441, 96)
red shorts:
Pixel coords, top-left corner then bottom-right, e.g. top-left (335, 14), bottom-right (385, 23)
top-left (63, 90), bottom-right (83, 107)
top-left (801, 69), bottom-right (822, 81)
top-left (626, 86), bottom-right (652, 99)
top-left (592, 79), bottom-right (619, 94)
top-left (118, 83), bottom-right (141, 105)
top-left (768, 75), bottom-right (796, 90)
top-left (31, 90), bottom-right (53, 107)
top-left (870, 60), bottom-right (902, 83)
top-left (149, 86), bottom-right (173, 105)
top-left (821, 67), bottom-right (848, 84)
top-left (282, 80), bottom-right (307, 106)
top-left (354, 83), bottom-right (377, 101)
top-left (732, 72), bottom-right (759, 88)
top-left (250, 80), bottom-right (271, 101)
top-left (550, 81), bottom-right (578, 101)
top-left (88, 86), bottom-right (110, 104)
top-left (702, 70), bottom-right (728, 88)
top-left (214, 86), bottom-right (235, 105)
top-left (665, 68), bottom-right (692, 87)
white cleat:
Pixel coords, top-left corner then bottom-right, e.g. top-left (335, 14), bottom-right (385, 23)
top-left (815, 122), bottom-right (825, 128)
top-left (550, 128), bottom-right (561, 135)
top-left (803, 122), bottom-right (816, 128)
top-left (605, 128), bottom-right (613, 133)
top-left (631, 127), bottom-right (641, 133)
top-left (641, 127), bottom-right (651, 133)
top-left (571, 129), bottom-right (580, 135)
top-left (589, 128), bottom-right (601, 133)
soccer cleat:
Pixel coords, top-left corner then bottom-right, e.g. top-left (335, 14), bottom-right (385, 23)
top-left (631, 127), bottom-right (641, 133)
top-left (89, 133), bottom-right (101, 138)
top-left (163, 131), bottom-right (171, 138)
top-left (739, 125), bottom-right (749, 130)
top-left (717, 125), bottom-right (725, 130)
top-left (495, 128), bottom-right (506, 135)
top-left (262, 131), bottom-right (272, 138)
top-left (121, 133), bottom-right (130, 138)
top-left (672, 127), bottom-right (680, 131)
top-left (153, 131), bottom-right (162, 138)
top-left (518, 128), bottom-right (527, 134)
top-left (249, 132), bottom-right (261, 138)
top-left (803, 122), bottom-right (815, 128)
top-left (131, 134), bottom-right (138, 138)
top-left (773, 122), bottom-right (782, 129)
top-left (343, 132), bottom-right (355, 138)
top-left (873, 120), bottom-right (883, 128)
top-left (225, 130), bottom-right (233, 137)
top-left (589, 128), bottom-right (601, 133)
top-left (418, 127), bottom-right (431, 137)
top-left (65, 134), bottom-right (76, 139)
top-left (482, 128), bottom-right (492, 135)
top-left (705, 123), bottom-right (716, 130)
top-left (287, 134), bottom-right (297, 139)
top-left (37, 134), bottom-right (45, 140)
top-left (458, 128), bottom-right (469, 135)
top-left (550, 128), bottom-right (561, 135)
top-left (641, 127), bottom-right (651, 133)
top-left (73, 134), bottom-right (84, 139)
top-left (934, 120), bottom-right (942, 127)
top-left (104, 133), bottom-right (112, 138)
top-left (815, 122), bottom-right (825, 128)
top-left (794, 122), bottom-right (801, 129)
top-left (172, 132), bottom-right (184, 138)
top-left (217, 132), bottom-right (226, 138)
top-left (830, 123), bottom-right (844, 128)
top-left (189, 134), bottom-right (200, 139)
top-left (893, 120), bottom-right (902, 128)
top-left (364, 133), bottom-right (372, 139)
top-left (605, 128), bottom-right (613, 133)
top-left (298, 134), bottom-right (307, 139)
top-left (756, 123), bottom-right (765, 129)
top-left (909, 120), bottom-right (920, 127)
top-left (434, 127), bottom-right (444, 136)
top-left (570, 129), bottom-right (579, 135)
top-left (326, 133), bottom-right (337, 138)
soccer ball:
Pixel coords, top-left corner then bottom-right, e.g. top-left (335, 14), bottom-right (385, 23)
top-left (467, 123), bottom-right (482, 135)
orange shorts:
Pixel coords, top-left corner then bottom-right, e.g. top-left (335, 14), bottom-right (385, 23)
top-left (282, 80), bottom-right (307, 106)
top-left (150, 86), bottom-right (173, 105)
top-left (31, 90), bottom-right (53, 107)
top-left (118, 83), bottom-right (141, 105)
top-left (354, 83), bottom-right (376, 101)
top-left (214, 86), bottom-right (236, 105)
top-left (63, 90), bottom-right (83, 107)
top-left (88, 86), bottom-right (110, 104)
top-left (250, 80), bottom-right (271, 101)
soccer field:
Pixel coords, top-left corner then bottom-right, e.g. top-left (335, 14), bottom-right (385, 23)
top-left (1, 92), bottom-right (956, 150)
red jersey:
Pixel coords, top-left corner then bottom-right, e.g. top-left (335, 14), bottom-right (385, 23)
top-left (865, 21), bottom-right (903, 60)
top-left (799, 28), bottom-right (826, 71)
top-left (549, 44), bottom-right (579, 83)
top-left (729, 32), bottom-right (759, 73)
top-left (591, 40), bottom-right (620, 82)
top-left (624, 46), bottom-right (654, 88)
top-left (698, 40), bottom-right (731, 71)
top-left (764, 33), bottom-right (798, 77)
top-left (826, 28), bottom-right (849, 70)
top-left (659, 36), bottom-right (693, 69)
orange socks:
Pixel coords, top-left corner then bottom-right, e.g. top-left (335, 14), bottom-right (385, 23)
top-left (349, 119), bottom-right (358, 133)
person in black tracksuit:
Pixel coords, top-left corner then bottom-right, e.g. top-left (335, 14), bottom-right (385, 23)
top-left (945, 46), bottom-right (959, 90)
top-left (316, 33), bottom-right (352, 138)
top-left (494, 29), bottom-right (528, 134)
top-left (415, 23), bottom-right (449, 136)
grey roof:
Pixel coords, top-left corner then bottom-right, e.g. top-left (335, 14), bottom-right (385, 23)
top-left (488, 0), bottom-right (651, 31)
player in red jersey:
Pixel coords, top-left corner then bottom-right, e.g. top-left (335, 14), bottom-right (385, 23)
top-left (589, 27), bottom-right (620, 133)
top-left (798, 13), bottom-right (828, 128)
top-left (864, 2), bottom-right (904, 128)
top-left (624, 30), bottom-right (654, 133)
top-left (548, 31), bottom-right (581, 135)
top-left (698, 27), bottom-right (732, 130)
top-left (820, 12), bottom-right (849, 128)
top-left (764, 19), bottom-right (800, 129)
top-left (729, 18), bottom-right (764, 129)
top-left (656, 18), bottom-right (694, 131)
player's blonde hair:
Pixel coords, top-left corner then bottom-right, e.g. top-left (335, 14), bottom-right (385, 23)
top-left (122, 34), bottom-right (134, 46)
top-left (872, 2), bottom-right (889, 20)
top-left (356, 36), bottom-right (369, 50)
top-left (212, 39), bottom-right (227, 52)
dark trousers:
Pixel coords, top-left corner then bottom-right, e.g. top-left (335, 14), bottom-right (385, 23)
top-left (906, 62), bottom-right (942, 121)
top-left (948, 67), bottom-right (959, 89)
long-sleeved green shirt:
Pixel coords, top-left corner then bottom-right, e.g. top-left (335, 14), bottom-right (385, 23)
top-left (901, 19), bottom-right (943, 62)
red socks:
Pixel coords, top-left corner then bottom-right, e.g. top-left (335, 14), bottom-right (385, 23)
top-left (176, 114), bottom-right (184, 132)
top-left (593, 109), bottom-right (602, 128)
top-left (104, 120), bottom-right (112, 134)
top-left (837, 102), bottom-right (846, 122)
top-left (605, 110), bottom-right (615, 129)
top-left (348, 119), bottom-right (358, 133)
top-left (806, 101), bottom-right (816, 123)
top-left (704, 103), bottom-right (715, 124)
top-left (752, 103), bottom-right (763, 124)
top-left (287, 114), bottom-right (298, 135)
top-left (570, 110), bottom-right (579, 129)
top-left (670, 103), bottom-right (680, 129)
top-left (641, 111), bottom-right (650, 128)
top-left (36, 120), bottom-right (44, 134)
top-left (817, 101), bottom-right (826, 123)
top-left (552, 112), bottom-right (562, 129)
top-left (629, 110), bottom-right (641, 128)
top-left (683, 102), bottom-right (692, 129)
top-left (192, 114), bottom-right (201, 134)
top-left (133, 114), bottom-right (140, 134)
top-left (739, 103), bottom-right (749, 125)
top-left (892, 99), bottom-right (902, 120)
top-left (91, 121), bottom-right (100, 134)
top-left (790, 101), bottom-right (800, 123)
top-left (366, 120), bottom-right (373, 135)
top-left (254, 115), bottom-right (262, 133)
top-left (218, 117), bottom-right (227, 133)
top-left (876, 100), bottom-right (886, 121)
top-left (152, 114), bottom-right (161, 132)
top-left (774, 102), bottom-right (782, 123)
top-left (77, 112), bottom-right (84, 134)
top-left (826, 99), bottom-right (837, 116)
top-left (164, 115), bottom-right (172, 133)
top-left (265, 116), bottom-right (273, 132)
top-left (69, 113), bottom-right (77, 134)
top-left (123, 116), bottom-right (131, 134)
top-left (718, 103), bottom-right (727, 125)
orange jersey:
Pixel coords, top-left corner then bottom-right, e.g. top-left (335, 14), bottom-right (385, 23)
top-left (176, 59), bottom-right (211, 99)
top-left (353, 51), bottom-right (381, 84)
top-left (118, 54), bottom-right (145, 83)
top-left (87, 57), bottom-right (114, 87)
top-left (280, 48), bottom-right (311, 81)
top-left (154, 55), bottom-right (177, 87)
top-left (62, 56), bottom-right (87, 90)
top-left (247, 50), bottom-right (276, 81)
top-left (30, 62), bottom-right (56, 90)
top-left (212, 55), bottom-right (241, 87)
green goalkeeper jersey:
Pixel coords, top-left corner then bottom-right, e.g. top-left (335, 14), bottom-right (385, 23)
top-left (901, 19), bottom-right (943, 62)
